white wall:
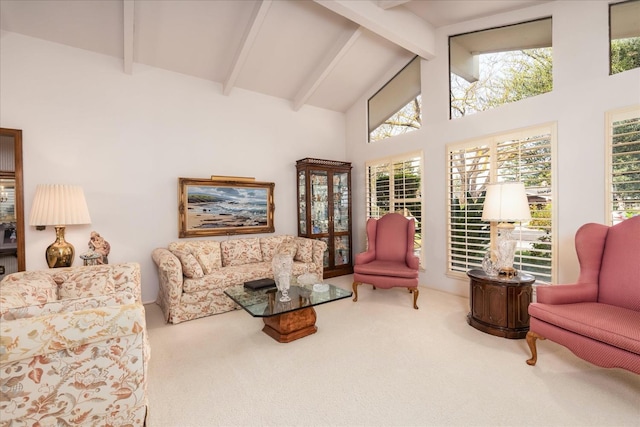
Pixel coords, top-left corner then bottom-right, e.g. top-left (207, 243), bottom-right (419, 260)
top-left (0, 31), bottom-right (346, 303)
top-left (346, 1), bottom-right (640, 296)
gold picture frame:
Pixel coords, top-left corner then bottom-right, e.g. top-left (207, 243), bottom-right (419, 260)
top-left (178, 177), bottom-right (275, 237)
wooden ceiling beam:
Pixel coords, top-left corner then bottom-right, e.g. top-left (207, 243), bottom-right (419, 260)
top-left (123, 0), bottom-right (134, 74)
top-left (223, 0), bottom-right (272, 96)
top-left (314, 0), bottom-right (435, 60)
top-left (377, 0), bottom-right (411, 10)
top-left (293, 26), bottom-right (361, 111)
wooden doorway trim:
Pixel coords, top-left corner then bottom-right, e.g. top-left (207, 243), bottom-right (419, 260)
top-left (0, 128), bottom-right (25, 272)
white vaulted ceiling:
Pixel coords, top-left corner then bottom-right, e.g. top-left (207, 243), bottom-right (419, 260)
top-left (0, 0), bottom-right (550, 113)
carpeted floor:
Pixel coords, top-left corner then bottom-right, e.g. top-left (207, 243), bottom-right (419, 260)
top-left (144, 275), bottom-right (640, 427)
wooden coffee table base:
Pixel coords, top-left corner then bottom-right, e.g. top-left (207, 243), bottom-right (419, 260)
top-left (262, 306), bottom-right (318, 343)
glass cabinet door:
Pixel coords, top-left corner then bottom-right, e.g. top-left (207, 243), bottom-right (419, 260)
top-left (311, 171), bottom-right (329, 234)
top-left (298, 170), bottom-right (306, 234)
top-left (0, 179), bottom-right (17, 276)
top-left (334, 235), bottom-right (350, 266)
top-left (333, 172), bottom-right (349, 233)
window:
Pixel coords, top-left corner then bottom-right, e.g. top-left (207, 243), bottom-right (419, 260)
top-left (607, 105), bottom-right (640, 224)
top-left (365, 152), bottom-right (423, 260)
top-left (368, 57), bottom-right (421, 142)
top-left (447, 124), bottom-right (555, 283)
top-left (610, 0), bottom-right (640, 75)
top-left (449, 18), bottom-right (552, 119)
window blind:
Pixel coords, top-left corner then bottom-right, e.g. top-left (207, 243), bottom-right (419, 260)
top-left (607, 106), bottom-right (640, 224)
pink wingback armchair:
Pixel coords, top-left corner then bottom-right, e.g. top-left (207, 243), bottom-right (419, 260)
top-left (352, 213), bottom-right (420, 309)
top-left (526, 216), bottom-right (640, 374)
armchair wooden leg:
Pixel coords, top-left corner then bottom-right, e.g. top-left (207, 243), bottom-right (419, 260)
top-left (409, 287), bottom-right (419, 309)
top-left (352, 282), bottom-right (360, 302)
top-left (526, 331), bottom-right (546, 366)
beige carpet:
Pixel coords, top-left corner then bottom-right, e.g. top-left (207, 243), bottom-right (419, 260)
top-left (144, 275), bottom-right (640, 427)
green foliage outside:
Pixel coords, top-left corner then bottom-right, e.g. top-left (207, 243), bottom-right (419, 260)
top-left (611, 116), bottom-right (640, 218)
top-left (611, 37), bottom-right (640, 74)
top-left (370, 96), bottom-right (422, 142)
top-left (518, 203), bottom-right (552, 276)
top-left (451, 48), bottom-right (553, 118)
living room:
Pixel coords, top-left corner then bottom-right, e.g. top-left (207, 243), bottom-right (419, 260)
top-left (1, 0), bottom-right (639, 425)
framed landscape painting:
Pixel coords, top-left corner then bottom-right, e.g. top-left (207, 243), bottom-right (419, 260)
top-left (179, 178), bottom-right (275, 237)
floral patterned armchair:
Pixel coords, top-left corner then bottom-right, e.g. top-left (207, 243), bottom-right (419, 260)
top-left (0, 263), bottom-right (149, 426)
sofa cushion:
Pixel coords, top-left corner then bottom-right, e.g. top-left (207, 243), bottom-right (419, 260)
top-left (183, 271), bottom-right (227, 293)
top-left (354, 260), bottom-right (419, 278)
top-left (529, 302), bottom-right (640, 355)
top-left (0, 272), bottom-right (58, 310)
top-left (53, 266), bottom-right (118, 299)
top-left (294, 237), bottom-right (314, 263)
top-left (276, 241), bottom-right (297, 258)
top-left (221, 238), bottom-right (262, 267)
top-left (0, 292), bottom-right (136, 322)
top-left (260, 235), bottom-right (290, 262)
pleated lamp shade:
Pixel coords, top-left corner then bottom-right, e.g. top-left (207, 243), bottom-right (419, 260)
top-left (481, 182), bottom-right (531, 222)
top-left (29, 184), bottom-right (91, 226)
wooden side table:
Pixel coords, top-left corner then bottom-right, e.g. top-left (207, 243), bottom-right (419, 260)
top-left (466, 269), bottom-right (535, 339)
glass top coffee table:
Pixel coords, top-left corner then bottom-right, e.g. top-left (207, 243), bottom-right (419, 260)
top-left (224, 284), bottom-right (352, 343)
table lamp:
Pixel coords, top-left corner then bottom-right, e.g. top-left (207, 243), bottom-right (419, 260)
top-left (29, 184), bottom-right (91, 268)
top-left (481, 182), bottom-right (531, 277)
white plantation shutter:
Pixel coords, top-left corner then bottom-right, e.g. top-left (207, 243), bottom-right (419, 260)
top-left (366, 161), bottom-right (391, 219)
top-left (366, 152), bottom-right (423, 260)
top-left (447, 145), bottom-right (491, 271)
top-left (607, 106), bottom-right (640, 224)
top-left (496, 132), bottom-right (553, 283)
top-left (447, 124), bottom-right (555, 283)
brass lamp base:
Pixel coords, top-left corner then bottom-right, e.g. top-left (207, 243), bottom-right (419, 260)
top-left (46, 226), bottom-right (75, 268)
top-left (499, 266), bottom-right (518, 278)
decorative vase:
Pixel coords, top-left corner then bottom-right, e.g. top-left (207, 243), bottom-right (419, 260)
top-left (271, 253), bottom-right (293, 302)
top-left (482, 250), bottom-right (499, 276)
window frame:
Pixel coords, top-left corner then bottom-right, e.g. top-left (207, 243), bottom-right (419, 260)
top-left (367, 56), bottom-right (422, 143)
top-left (448, 17), bottom-right (553, 120)
top-left (605, 105), bottom-right (640, 225)
top-left (609, 0), bottom-right (640, 75)
top-left (445, 123), bottom-right (558, 284)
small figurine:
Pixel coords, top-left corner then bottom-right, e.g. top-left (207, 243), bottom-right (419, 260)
top-left (88, 231), bottom-right (110, 264)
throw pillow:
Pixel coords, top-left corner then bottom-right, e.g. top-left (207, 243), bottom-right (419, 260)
top-left (173, 249), bottom-right (205, 279)
top-left (190, 243), bottom-right (222, 274)
top-left (294, 237), bottom-right (314, 263)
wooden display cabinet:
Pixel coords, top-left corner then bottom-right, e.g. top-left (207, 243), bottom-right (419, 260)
top-left (296, 158), bottom-right (352, 278)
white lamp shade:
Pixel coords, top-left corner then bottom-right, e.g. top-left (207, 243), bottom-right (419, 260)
top-left (482, 182), bottom-right (531, 222)
top-left (29, 184), bottom-right (91, 226)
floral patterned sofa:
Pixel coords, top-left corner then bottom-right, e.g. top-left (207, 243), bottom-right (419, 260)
top-left (152, 235), bottom-right (327, 324)
top-left (0, 263), bottom-right (149, 427)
